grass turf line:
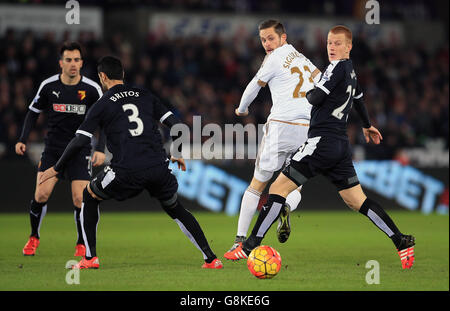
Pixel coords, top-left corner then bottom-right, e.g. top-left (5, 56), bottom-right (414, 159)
top-left (0, 211), bottom-right (448, 291)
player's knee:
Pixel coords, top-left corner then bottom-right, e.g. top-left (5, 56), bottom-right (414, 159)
top-left (72, 194), bottom-right (83, 209)
top-left (268, 175), bottom-right (294, 197)
top-left (345, 201), bottom-right (360, 211)
top-left (342, 194), bottom-right (366, 211)
top-left (339, 184), bottom-right (366, 212)
top-left (249, 178), bottom-right (268, 193)
top-left (253, 167), bottom-right (273, 186)
top-left (268, 182), bottom-right (290, 197)
top-left (341, 196), bottom-right (362, 211)
top-left (35, 190), bottom-right (51, 203)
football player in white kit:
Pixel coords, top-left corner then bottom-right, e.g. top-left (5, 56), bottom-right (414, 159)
top-left (224, 20), bottom-right (321, 260)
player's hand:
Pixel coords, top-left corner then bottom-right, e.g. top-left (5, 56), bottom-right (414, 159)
top-left (235, 108), bottom-right (249, 117)
top-left (363, 126), bottom-right (383, 145)
top-left (170, 156), bottom-right (186, 171)
top-left (15, 142), bottom-right (26, 156)
top-left (39, 167), bottom-right (58, 185)
top-left (91, 151), bottom-right (106, 167)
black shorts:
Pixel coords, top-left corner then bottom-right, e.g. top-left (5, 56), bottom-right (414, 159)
top-left (89, 164), bottom-right (178, 202)
top-left (38, 147), bottom-right (92, 181)
top-left (283, 136), bottom-right (359, 191)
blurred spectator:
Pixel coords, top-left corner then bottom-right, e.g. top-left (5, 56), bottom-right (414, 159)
top-left (0, 0), bottom-right (443, 20)
top-left (0, 27), bottom-right (448, 163)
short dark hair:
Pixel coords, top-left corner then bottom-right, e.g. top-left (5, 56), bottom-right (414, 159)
top-left (258, 19), bottom-right (286, 37)
top-left (97, 56), bottom-right (124, 80)
top-left (60, 42), bottom-right (83, 58)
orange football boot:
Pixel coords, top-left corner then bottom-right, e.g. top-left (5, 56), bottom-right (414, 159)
top-left (224, 244), bottom-right (249, 261)
top-left (23, 236), bottom-right (40, 256)
top-left (397, 234), bottom-right (415, 269)
top-left (223, 236), bottom-right (246, 259)
top-left (72, 257), bottom-right (100, 269)
top-left (202, 258), bottom-right (224, 269)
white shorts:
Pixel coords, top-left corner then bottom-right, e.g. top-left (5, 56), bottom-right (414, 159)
top-left (254, 119), bottom-right (309, 182)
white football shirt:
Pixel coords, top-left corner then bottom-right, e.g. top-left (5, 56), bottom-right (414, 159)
top-left (256, 44), bottom-right (317, 121)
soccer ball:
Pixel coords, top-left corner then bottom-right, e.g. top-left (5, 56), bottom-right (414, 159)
top-left (247, 245), bottom-right (281, 279)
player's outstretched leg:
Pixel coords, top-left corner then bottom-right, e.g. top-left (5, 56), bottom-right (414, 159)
top-left (162, 196), bottom-right (223, 269)
top-left (23, 199), bottom-right (47, 256)
top-left (358, 198), bottom-right (415, 269)
top-left (224, 187), bottom-right (262, 259)
top-left (72, 188), bottom-right (100, 269)
top-left (227, 194), bottom-right (286, 261)
top-left (340, 184), bottom-right (415, 269)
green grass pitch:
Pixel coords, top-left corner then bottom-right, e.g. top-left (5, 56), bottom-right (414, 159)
top-left (0, 210), bottom-right (448, 291)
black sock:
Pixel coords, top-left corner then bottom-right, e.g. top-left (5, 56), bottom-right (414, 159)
top-left (29, 199), bottom-right (47, 239)
top-left (244, 194), bottom-right (286, 252)
top-left (359, 198), bottom-right (402, 249)
top-left (74, 206), bottom-right (84, 245)
top-left (163, 199), bottom-right (217, 263)
top-left (81, 188), bottom-right (100, 258)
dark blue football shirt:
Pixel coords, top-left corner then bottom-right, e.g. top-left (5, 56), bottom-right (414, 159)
top-left (76, 84), bottom-right (174, 171)
top-left (309, 59), bottom-right (363, 140)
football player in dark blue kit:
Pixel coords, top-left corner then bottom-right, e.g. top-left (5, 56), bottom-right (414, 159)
top-left (39, 56), bottom-right (223, 270)
top-left (227, 26), bottom-right (415, 270)
top-left (16, 42), bottom-right (106, 257)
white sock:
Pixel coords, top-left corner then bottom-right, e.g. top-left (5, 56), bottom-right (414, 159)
top-left (285, 188), bottom-right (302, 212)
top-left (236, 188), bottom-right (262, 237)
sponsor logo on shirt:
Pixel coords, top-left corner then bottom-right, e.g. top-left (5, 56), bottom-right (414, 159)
top-left (53, 103), bottom-right (86, 115)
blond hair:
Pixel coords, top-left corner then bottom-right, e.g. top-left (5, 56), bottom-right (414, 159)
top-left (329, 25), bottom-right (352, 42)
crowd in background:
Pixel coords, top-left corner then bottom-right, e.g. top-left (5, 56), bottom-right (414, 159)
top-left (0, 27), bottom-right (448, 163)
top-left (1, 0), bottom-right (442, 21)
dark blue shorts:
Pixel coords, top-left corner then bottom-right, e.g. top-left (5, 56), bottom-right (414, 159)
top-left (38, 147), bottom-right (92, 181)
top-left (89, 164), bottom-right (178, 202)
top-left (283, 136), bottom-right (359, 191)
